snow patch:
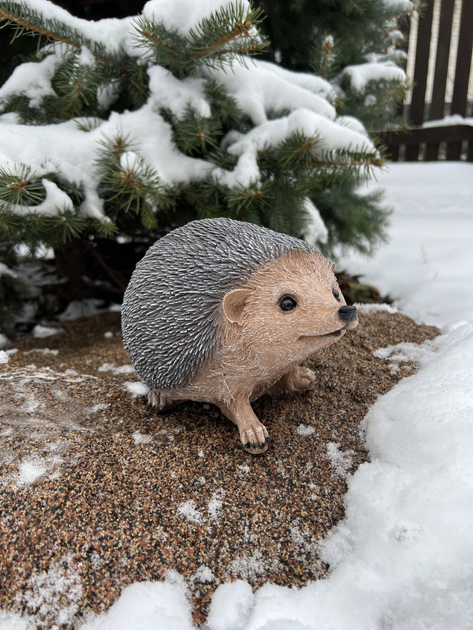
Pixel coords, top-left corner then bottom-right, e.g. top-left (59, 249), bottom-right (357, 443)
top-left (124, 381), bottom-right (150, 397)
top-left (99, 362), bottom-right (135, 375)
top-left (353, 302), bottom-right (398, 315)
top-left (132, 431), bottom-right (153, 445)
top-left (229, 551), bottom-right (265, 580)
top-left (32, 325), bottom-right (62, 338)
top-left (176, 500), bottom-right (205, 525)
top-left (16, 554), bottom-right (83, 629)
top-left (343, 61), bottom-right (406, 91)
top-left (296, 424), bottom-right (315, 437)
top-left (326, 442), bottom-right (354, 479)
top-left (23, 348), bottom-right (59, 356)
top-left (191, 565), bottom-right (215, 584)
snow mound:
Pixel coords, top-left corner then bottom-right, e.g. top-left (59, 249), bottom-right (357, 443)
top-left (339, 163), bottom-right (473, 327)
top-left (80, 581), bottom-right (194, 630)
top-left (207, 581), bottom-right (255, 630)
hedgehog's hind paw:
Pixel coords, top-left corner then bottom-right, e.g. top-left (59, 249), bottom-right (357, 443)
top-left (280, 366), bottom-right (316, 391)
top-left (148, 390), bottom-right (183, 412)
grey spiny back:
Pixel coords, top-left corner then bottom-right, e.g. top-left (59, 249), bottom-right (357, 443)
top-left (121, 218), bottom-right (313, 390)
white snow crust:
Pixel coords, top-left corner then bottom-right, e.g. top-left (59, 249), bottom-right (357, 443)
top-left (207, 581), bottom-right (254, 630)
top-left (32, 325), bottom-right (62, 338)
top-left (339, 162), bottom-right (473, 327)
top-left (124, 381), bottom-right (150, 397)
top-left (0, 263), bottom-right (17, 278)
top-left (0, 53), bottom-right (61, 108)
top-left (343, 61), bottom-right (406, 91)
top-left (423, 114), bottom-right (473, 128)
top-left (216, 108), bottom-right (375, 188)
top-left (80, 581), bottom-right (194, 630)
top-left (142, 0), bottom-right (251, 37)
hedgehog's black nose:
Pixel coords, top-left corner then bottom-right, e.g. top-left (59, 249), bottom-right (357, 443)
top-left (338, 305), bottom-right (357, 321)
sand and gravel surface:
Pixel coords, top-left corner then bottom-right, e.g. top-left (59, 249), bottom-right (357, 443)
top-left (0, 310), bottom-right (438, 628)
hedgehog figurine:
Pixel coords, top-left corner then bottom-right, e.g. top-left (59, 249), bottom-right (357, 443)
top-left (122, 218), bottom-right (358, 454)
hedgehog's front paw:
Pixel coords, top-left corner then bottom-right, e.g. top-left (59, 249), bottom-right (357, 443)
top-left (219, 400), bottom-right (270, 455)
top-left (283, 366), bottom-right (316, 391)
top-left (241, 421), bottom-right (270, 455)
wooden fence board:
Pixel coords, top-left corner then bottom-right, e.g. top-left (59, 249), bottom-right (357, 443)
top-left (451, 0), bottom-right (473, 116)
top-left (429, 0), bottom-right (455, 121)
top-left (382, 125), bottom-right (472, 162)
top-left (383, 124), bottom-right (473, 147)
top-left (409, 0), bottom-right (435, 126)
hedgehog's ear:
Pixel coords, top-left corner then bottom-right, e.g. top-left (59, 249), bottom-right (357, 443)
top-left (222, 288), bottom-right (252, 325)
top-left (330, 262), bottom-right (335, 273)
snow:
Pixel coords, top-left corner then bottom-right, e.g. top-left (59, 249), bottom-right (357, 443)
top-left (217, 108), bottom-right (375, 188)
top-left (191, 565), bottom-right (215, 584)
top-left (80, 581), bottom-right (194, 630)
top-left (176, 500), bottom-right (205, 525)
top-left (124, 381), bottom-right (150, 397)
top-left (229, 551), bottom-right (265, 580)
top-left (207, 581), bottom-right (254, 630)
top-left (15, 459), bottom-right (48, 485)
top-left (338, 162), bottom-right (473, 327)
top-left (205, 59), bottom-right (336, 126)
top-left (0, 54), bottom-right (61, 108)
top-left (142, 0), bottom-right (251, 37)
top-left (423, 114), bottom-right (473, 128)
top-left (382, 0), bottom-right (414, 11)
top-left (326, 443), bottom-right (354, 479)
top-left (343, 61), bottom-right (406, 91)
top-left (98, 362), bottom-right (135, 374)
top-left (296, 424), bottom-right (315, 437)
top-left (0, 351), bottom-right (9, 364)
top-left (58, 299), bottom-right (121, 321)
top-left (132, 431), bottom-right (153, 445)
top-left (147, 66), bottom-right (211, 118)
top-left (18, 554), bottom-right (83, 628)
top-left (32, 325), bottom-right (62, 338)
top-left (23, 348), bottom-right (58, 356)
top-left (302, 199), bottom-right (328, 246)
top-left (0, 263), bottom-right (17, 278)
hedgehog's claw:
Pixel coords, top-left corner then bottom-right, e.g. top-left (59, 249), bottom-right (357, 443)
top-left (243, 441), bottom-right (269, 455)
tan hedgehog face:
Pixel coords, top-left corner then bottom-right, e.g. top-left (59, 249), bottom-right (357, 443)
top-left (222, 249), bottom-right (358, 365)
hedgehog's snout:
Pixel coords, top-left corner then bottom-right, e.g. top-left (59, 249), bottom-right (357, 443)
top-left (338, 305), bottom-right (357, 322)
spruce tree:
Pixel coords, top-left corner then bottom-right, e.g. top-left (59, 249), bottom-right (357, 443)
top-left (255, 0), bottom-right (416, 254)
top-left (0, 0), bottom-right (410, 333)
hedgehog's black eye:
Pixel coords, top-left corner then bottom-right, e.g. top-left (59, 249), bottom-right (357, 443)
top-left (332, 289), bottom-right (340, 301)
top-left (279, 296), bottom-right (298, 312)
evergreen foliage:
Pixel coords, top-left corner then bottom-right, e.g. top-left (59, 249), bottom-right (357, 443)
top-left (255, 0), bottom-right (415, 132)
top-left (0, 0), bottom-right (414, 333)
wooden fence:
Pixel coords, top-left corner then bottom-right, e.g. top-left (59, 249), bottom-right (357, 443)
top-left (383, 0), bottom-right (473, 162)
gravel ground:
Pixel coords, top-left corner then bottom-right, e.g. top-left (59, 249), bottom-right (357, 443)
top-left (0, 310), bottom-right (439, 628)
